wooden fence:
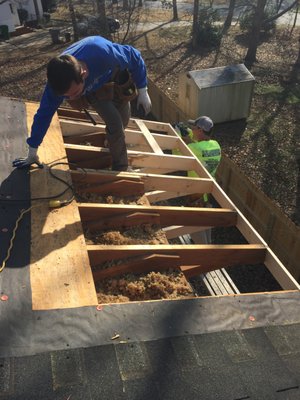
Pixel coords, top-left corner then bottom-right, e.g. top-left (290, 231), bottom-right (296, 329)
top-left (147, 78), bottom-right (300, 281)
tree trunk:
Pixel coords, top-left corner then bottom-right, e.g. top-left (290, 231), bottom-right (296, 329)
top-left (172, 0), bottom-right (178, 21)
top-left (123, 0), bottom-right (129, 10)
top-left (95, 0), bottom-right (110, 37)
top-left (67, 0), bottom-right (79, 41)
top-left (291, 4), bottom-right (299, 33)
top-left (192, 0), bottom-right (199, 49)
top-left (244, 0), bottom-right (267, 68)
top-left (222, 0), bottom-right (236, 34)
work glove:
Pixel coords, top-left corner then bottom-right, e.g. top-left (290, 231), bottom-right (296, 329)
top-left (12, 146), bottom-right (42, 169)
top-left (137, 87), bottom-right (152, 115)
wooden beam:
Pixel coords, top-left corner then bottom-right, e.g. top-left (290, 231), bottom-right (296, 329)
top-left (134, 119), bottom-right (164, 154)
top-left (93, 254), bottom-right (180, 281)
top-left (65, 143), bottom-right (198, 171)
top-left (70, 169), bottom-right (213, 196)
top-left (87, 244), bottom-right (267, 269)
top-left (60, 118), bottom-right (179, 151)
top-left (78, 203), bottom-right (237, 228)
top-left (58, 107), bottom-right (138, 129)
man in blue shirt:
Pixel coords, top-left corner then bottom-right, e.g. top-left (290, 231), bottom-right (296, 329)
top-left (13, 35), bottom-right (152, 171)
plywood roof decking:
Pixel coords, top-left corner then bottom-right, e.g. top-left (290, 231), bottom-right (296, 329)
top-left (26, 102), bottom-right (97, 310)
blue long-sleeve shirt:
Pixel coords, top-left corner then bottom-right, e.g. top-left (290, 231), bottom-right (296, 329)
top-left (27, 36), bottom-right (148, 148)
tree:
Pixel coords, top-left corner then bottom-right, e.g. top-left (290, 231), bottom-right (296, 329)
top-left (222, 0), bottom-right (236, 34)
top-left (191, 0), bottom-right (200, 49)
top-left (244, 0), bottom-right (267, 68)
top-left (67, 0), bottom-right (79, 41)
top-left (172, 0), bottom-right (178, 21)
top-left (95, 0), bottom-right (110, 37)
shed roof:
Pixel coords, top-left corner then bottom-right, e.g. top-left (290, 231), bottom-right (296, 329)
top-left (187, 64), bottom-right (255, 89)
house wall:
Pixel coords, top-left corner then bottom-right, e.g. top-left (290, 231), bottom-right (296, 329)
top-left (23, 0), bottom-right (43, 20)
top-left (0, 3), bottom-right (19, 32)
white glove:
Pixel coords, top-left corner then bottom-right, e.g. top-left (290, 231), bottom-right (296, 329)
top-left (12, 146), bottom-right (42, 169)
top-left (137, 87), bottom-right (152, 115)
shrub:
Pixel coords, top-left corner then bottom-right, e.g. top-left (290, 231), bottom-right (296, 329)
top-left (194, 7), bottom-right (222, 48)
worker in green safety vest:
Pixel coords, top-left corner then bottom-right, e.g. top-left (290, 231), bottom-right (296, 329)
top-left (173, 116), bottom-right (221, 177)
top-left (185, 116), bottom-right (221, 178)
top-left (173, 116), bottom-right (221, 243)
top-left (173, 116), bottom-right (221, 204)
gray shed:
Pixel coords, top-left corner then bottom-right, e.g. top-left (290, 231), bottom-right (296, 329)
top-left (178, 64), bottom-right (255, 123)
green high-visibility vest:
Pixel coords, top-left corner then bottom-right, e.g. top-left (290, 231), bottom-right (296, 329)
top-left (188, 140), bottom-right (221, 178)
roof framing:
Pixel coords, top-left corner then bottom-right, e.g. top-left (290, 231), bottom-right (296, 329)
top-left (7, 100), bottom-right (299, 310)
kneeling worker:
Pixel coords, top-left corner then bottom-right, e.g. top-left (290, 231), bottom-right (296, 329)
top-left (174, 115), bottom-right (221, 204)
top-left (175, 116), bottom-right (221, 179)
top-left (174, 116), bottom-right (221, 243)
top-left (13, 35), bottom-right (152, 172)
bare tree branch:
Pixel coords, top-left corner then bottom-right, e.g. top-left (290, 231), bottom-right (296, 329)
top-left (264, 0), bottom-right (298, 23)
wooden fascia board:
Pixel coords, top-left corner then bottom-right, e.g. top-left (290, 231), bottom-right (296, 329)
top-left (264, 248), bottom-right (300, 290)
top-left (78, 203), bottom-right (237, 227)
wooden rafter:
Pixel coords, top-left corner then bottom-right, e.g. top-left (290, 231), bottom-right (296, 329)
top-left (87, 244), bottom-right (267, 269)
top-left (79, 203), bottom-right (237, 229)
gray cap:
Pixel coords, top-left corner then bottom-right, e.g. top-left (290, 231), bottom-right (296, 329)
top-left (188, 116), bottom-right (213, 133)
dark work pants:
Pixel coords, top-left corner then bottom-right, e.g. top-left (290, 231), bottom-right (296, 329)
top-left (87, 95), bottom-right (130, 171)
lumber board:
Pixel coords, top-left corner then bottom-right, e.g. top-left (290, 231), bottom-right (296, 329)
top-left (70, 169), bottom-right (213, 196)
top-left (58, 107), bottom-right (139, 129)
top-left (78, 203), bottom-right (237, 228)
top-left (65, 143), bottom-right (198, 171)
top-left (60, 119), bottom-right (181, 151)
top-left (26, 102), bottom-right (97, 310)
top-left (87, 244), bottom-right (267, 270)
top-left (134, 119), bottom-right (164, 154)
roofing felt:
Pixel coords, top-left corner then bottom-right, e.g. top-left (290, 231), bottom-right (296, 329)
top-left (1, 96), bottom-right (300, 398)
